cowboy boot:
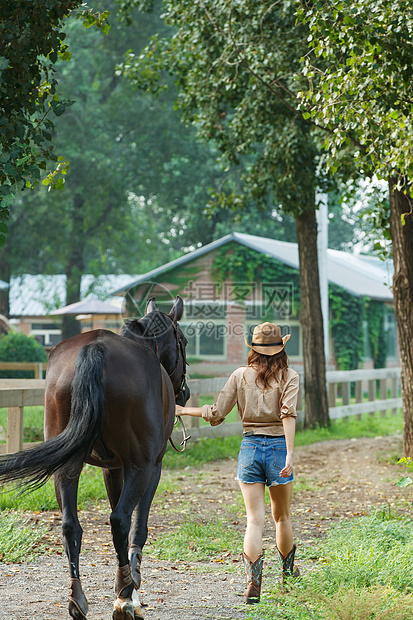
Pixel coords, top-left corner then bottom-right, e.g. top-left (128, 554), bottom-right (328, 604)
top-left (278, 544), bottom-right (300, 587)
top-left (242, 552), bottom-right (264, 604)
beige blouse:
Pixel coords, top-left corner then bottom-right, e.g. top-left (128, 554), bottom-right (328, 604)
top-left (201, 366), bottom-right (299, 436)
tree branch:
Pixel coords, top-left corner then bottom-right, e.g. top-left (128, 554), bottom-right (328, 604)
top-left (198, 0), bottom-right (367, 151)
top-left (85, 202), bottom-right (115, 236)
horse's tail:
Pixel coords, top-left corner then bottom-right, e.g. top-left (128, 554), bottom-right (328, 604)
top-left (0, 341), bottom-right (107, 490)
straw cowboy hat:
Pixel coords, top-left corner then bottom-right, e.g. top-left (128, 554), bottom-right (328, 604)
top-left (245, 322), bottom-right (291, 356)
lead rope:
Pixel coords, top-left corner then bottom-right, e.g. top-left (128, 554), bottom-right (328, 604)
top-left (169, 415), bottom-right (191, 453)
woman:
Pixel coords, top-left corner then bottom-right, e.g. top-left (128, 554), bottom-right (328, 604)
top-left (176, 322), bottom-right (300, 604)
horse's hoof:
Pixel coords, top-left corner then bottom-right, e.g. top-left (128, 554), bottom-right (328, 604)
top-left (69, 599), bottom-right (87, 619)
top-left (69, 579), bottom-right (88, 619)
top-left (69, 601), bottom-right (87, 619)
top-left (132, 590), bottom-right (144, 618)
top-left (113, 598), bottom-right (141, 620)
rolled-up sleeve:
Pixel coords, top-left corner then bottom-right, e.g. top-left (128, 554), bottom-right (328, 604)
top-left (280, 373), bottom-right (299, 419)
top-left (201, 372), bottom-right (238, 426)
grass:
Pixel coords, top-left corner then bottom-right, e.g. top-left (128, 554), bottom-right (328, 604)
top-left (0, 464), bottom-right (108, 512)
top-left (248, 508), bottom-right (413, 620)
top-left (0, 409), bottom-right (403, 503)
top-left (163, 434), bottom-right (242, 469)
top-left (0, 407), bottom-right (405, 564)
top-left (163, 409), bottom-right (403, 470)
top-left (314, 507), bottom-right (413, 594)
top-left (0, 406), bottom-right (44, 443)
top-left (0, 403), bottom-right (408, 615)
top-left (0, 406), bottom-right (44, 429)
top-left (0, 402), bottom-right (402, 449)
top-left (0, 512), bottom-right (48, 562)
top-left (146, 516), bottom-right (243, 562)
top-left (296, 409), bottom-right (403, 446)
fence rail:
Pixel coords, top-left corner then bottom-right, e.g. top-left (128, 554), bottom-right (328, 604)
top-left (0, 379), bottom-right (45, 454)
top-left (0, 368), bottom-right (402, 454)
top-left (0, 362), bottom-right (47, 379)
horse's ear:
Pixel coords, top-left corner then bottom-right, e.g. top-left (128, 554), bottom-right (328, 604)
top-left (145, 297), bottom-right (158, 315)
top-left (169, 296), bottom-right (184, 323)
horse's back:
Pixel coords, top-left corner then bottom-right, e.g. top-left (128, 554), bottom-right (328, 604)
top-left (44, 329), bottom-right (175, 465)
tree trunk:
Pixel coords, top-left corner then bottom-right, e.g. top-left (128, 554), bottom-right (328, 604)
top-left (0, 232), bottom-right (12, 318)
top-left (296, 207), bottom-right (329, 427)
top-left (0, 272), bottom-right (10, 319)
top-left (388, 178), bottom-right (413, 456)
top-left (61, 194), bottom-right (85, 341)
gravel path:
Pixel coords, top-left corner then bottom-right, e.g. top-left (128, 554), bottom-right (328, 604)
top-left (0, 555), bottom-right (251, 620)
top-left (0, 433), bottom-right (408, 619)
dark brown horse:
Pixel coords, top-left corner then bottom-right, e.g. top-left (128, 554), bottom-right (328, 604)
top-left (0, 296), bottom-right (190, 619)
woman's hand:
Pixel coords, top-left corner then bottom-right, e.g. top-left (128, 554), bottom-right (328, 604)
top-left (280, 452), bottom-right (293, 478)
top-left (175, 405), bottom-right (203, 417)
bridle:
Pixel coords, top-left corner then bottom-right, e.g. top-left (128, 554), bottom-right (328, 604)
top-left (169, 331), bottom-right (189, 401)
top-left (147, 314), bottom-right (191, 452)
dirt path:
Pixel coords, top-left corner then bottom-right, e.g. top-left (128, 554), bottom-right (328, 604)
top-left (0, 433), bottom-right (409, 620)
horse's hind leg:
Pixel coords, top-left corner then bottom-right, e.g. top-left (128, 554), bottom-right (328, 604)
top-left (129, 462), bottom-right (162, 590)
top-left (110, 465), bottom-right (153, 620)
top-left (103, 467), bottom-right (123, 510)
top-left (54, 470), bottom-right (88, 619)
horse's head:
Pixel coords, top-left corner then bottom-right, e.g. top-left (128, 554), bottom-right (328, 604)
top-left (145, 296), bottom-right (190, 406)
top-left (120, 296), bottom-right (190, 406)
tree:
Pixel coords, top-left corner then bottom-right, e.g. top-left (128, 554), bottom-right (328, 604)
top-left (0, 1), bottom-right (110, 243)
top-left (297, 0), bottom-right (413, 453)
top-left (119, 0), bottom-right (330, 426)
top-left (0, 332), bottom-right (47, 378)
top-left (0, 1), bottom-right (222, 338)
top-left (2, 1), bottom-right (275, 338)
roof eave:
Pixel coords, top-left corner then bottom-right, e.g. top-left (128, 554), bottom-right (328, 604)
top-left (110, 233), bottom-right (236, 296)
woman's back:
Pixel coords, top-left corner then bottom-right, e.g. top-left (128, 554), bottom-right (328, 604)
top-left (232, 365), bottom-right (299, 435)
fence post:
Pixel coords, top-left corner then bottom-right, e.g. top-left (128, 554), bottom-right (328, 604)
top-left (368, 379), bottom-right (376, 416)
top-left (355, 381), bottom-right (363, 420)
top-left (379, 378), bottom-right (387, 417)
top-left (342, 381), bottom-right (351, 405)
top-left (391, 377), bottom-right (399, 416)
top-left (328, 382), bottom-right (337, 408)
top-left (7, 406), bottom-right (24, 454)
top-left (187, 393), bottom-right (200, 428)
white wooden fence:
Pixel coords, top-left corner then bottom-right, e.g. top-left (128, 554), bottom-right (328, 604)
top-left (0, 369), bottom-right (402, 454)
top-left (0, 361), bottom-right (47, 379)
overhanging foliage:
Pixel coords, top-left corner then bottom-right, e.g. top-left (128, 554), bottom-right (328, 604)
top-left (0, 1), bottom-right (110, 243)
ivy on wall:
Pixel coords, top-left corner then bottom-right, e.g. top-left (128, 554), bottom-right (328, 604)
top-left (329, 284), bottom-right (365, 370)
top-left (122, 240), bottom-right (389, 370)
top-left (365, 299), bottom-right (387, 369)
top-left (125, 263), bottom-right (202, 317)
top-left (211, 243), bottom-right (388, 369)
top-left (211, 243), bottom-right (301, 318)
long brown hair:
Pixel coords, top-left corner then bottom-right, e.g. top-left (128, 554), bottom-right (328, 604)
top-left (247, 349), bottom-right (289, 389)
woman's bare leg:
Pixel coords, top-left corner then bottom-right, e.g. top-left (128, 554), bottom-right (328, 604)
top-left (269, 481), bottom-right (293, 556)
top-left (238, 481), bottom-right (266, 561)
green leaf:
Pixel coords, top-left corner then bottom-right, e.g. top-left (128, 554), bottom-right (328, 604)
top-left (53, 178), bottom-right (65, 191)
top-left (396, 476), bottom-right (413, 488)
top-left (0, 56), bottom-right (10, 73)
top-left (52, 104), bottom-right (66, 117)
top-left (16, 155), bottom-right (31, 166)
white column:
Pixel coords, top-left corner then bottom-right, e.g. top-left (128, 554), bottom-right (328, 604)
top-left (316, 193), bottom-right (329, 364)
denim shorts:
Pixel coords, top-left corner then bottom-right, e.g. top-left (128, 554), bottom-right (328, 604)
top-left (236, 434), bottom-right (294, 487)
